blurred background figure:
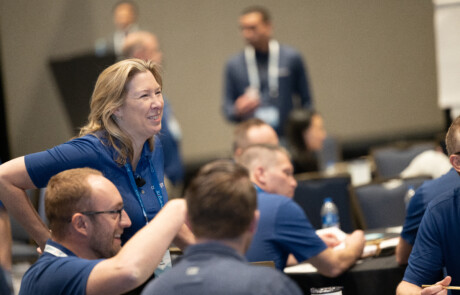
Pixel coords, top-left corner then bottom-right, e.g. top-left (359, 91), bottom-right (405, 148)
top-left (286, 109), bottom-right (327, 174)
top-left (399, 146), bottom-right (451, 180)
top-left (232, 118), bottom-right (279, 159)
top-left (122, 31), bottom-right (185, 198)
top-left (95, 0), bottom-right (139, 57)
top-left (223, 6), bottom-right (313, 137)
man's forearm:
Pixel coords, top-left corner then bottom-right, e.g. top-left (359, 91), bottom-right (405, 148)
top-left (86, 199), bottom-right (187, 295)
top-left (173, 223), bottom-right (195, 250)
top-left (396, 281), bottom-right (422, 295)
top-left (0, 158), bottom-right (50, 249)
top-left (395, 237), bottom-right (412, 265)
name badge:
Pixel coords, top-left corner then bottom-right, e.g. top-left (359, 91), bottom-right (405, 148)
top-left (255, 106), bottom-right (280, 129)
top-left (154, 249), bottom-right (172, 277)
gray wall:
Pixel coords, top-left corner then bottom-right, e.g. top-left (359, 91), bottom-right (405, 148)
top-left (1, 0), bottom-right (443, 162)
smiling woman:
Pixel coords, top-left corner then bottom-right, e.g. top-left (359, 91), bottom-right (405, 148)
top-left (0, 58), bottom-right (193, 253)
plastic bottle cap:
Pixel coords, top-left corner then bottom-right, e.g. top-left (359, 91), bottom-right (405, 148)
top-left (324, 197), bottom-right (332, 203)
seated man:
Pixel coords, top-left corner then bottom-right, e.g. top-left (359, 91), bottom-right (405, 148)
top-left (237, 144), bottom-right (364, 277)
top-left (232, 118), bottom-right (279, 158)
top-left (141, 160), bottom-right (303, 295)
top-left (19, 168), bottom-right (186, 295)
top-left (396, 117), bottom-right (460, 294)
top-left (396, 116), bottom-right (460, 265)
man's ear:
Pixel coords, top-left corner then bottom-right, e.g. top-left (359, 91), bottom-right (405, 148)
top-left (70, 213), bottom-right (90, 237)
top-left (450, 154), bottom-right (460, 172)
top-left (253, 166), bottom-right (266, 186)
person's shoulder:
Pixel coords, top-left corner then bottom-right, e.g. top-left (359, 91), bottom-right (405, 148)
top-left (424, 168), bottom-right (459, 190)
top-left (245, 264), bottom-right (303, 294)
top-left (426, 187), bottom-right (460, 212)
top-left (279, 43), bottom-right (302, 56)
top-left (226, 51), bottom-right (245, 67)
top-left (73, 132), bottom-right (107, 147)
top-left (257, 190), bottom-right (292, 205)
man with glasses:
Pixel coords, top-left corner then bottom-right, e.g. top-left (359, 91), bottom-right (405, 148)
top-left (397, 116), bottom-right (460, 294)
top-left (19, 168), bottom-right (186, 295)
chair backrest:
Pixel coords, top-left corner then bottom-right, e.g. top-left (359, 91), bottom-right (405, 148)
top-left (371, 141), bottom-right (436, 179)
top-left (293, 173), bottom-right (361, 233)
top-left (352, 176), bottom-right (431, 229)
top-left (318, 136), bottom-right (342, 172)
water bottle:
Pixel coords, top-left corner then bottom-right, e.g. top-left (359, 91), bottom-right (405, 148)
top-left (404, 185), bottom-right (416, 207)
top-left (321, 197), bottom-right (340, 228)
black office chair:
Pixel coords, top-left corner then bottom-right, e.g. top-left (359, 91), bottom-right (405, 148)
top-left (317, 136), bottom-right (341, 172)
top-left (371, 141), bottom-right (436, 179)
top-left (351, 176), bottom-right (431, 230)
top-left (293, 173), bottom-right (363, 233)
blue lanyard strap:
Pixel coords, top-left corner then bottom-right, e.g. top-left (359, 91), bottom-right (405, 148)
top-left (125, 158), bottom-right (165, 225)
top-left (148, 160), bottom-right (165, 208)
top-left (125, 163), bottom-right (149, 225)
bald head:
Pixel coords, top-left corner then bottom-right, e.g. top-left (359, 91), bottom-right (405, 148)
top-left (122, 31), bottom-right (163, 64)
top-left (233, 119), bottom-right (279, 158)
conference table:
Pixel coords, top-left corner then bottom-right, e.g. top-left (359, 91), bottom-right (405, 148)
top-left (285, 228), bottom-right (406, 295)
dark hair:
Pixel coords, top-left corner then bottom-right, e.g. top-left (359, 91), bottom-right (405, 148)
top-left (185, 160), bottom-right (257, 240)
top-left (446, 116), bottom-right (460, 155)
top-left (286, 109), bottom-right (316, 153)
top-left (286, 109), bottom-right (320, 173)
top-left (241, 6), bottom-right (271, 23)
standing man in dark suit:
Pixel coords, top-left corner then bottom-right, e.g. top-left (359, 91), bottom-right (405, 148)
top-left (223, 6), bottom-right (313, 137)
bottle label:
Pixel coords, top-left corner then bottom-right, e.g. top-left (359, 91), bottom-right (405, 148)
top-left (322, 212), bottom-right (339, 228)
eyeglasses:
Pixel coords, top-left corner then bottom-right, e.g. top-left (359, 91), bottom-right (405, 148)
top-left (80, 207), bottom-right (124, 221)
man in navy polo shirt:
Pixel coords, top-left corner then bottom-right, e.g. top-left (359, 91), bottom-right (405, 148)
top-left (19, 168), bottom-right (186, 295)
top-left (237, 144), bottom-right (364, 276)
top-left (396, 117), bottom-right (460, 266)
top-left (397, 116), bottom-right (460, 294)
top-left (142, 160), bottom-right (302, 295)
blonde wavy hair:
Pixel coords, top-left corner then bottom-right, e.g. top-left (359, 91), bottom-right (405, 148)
top-left (79, 58), bottom-right (163, 165)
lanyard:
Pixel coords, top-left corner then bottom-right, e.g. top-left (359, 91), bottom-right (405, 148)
top-left (244, 39), bottom-right (280, 99)
top-left (125, 158), bottom-right (164, 226)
